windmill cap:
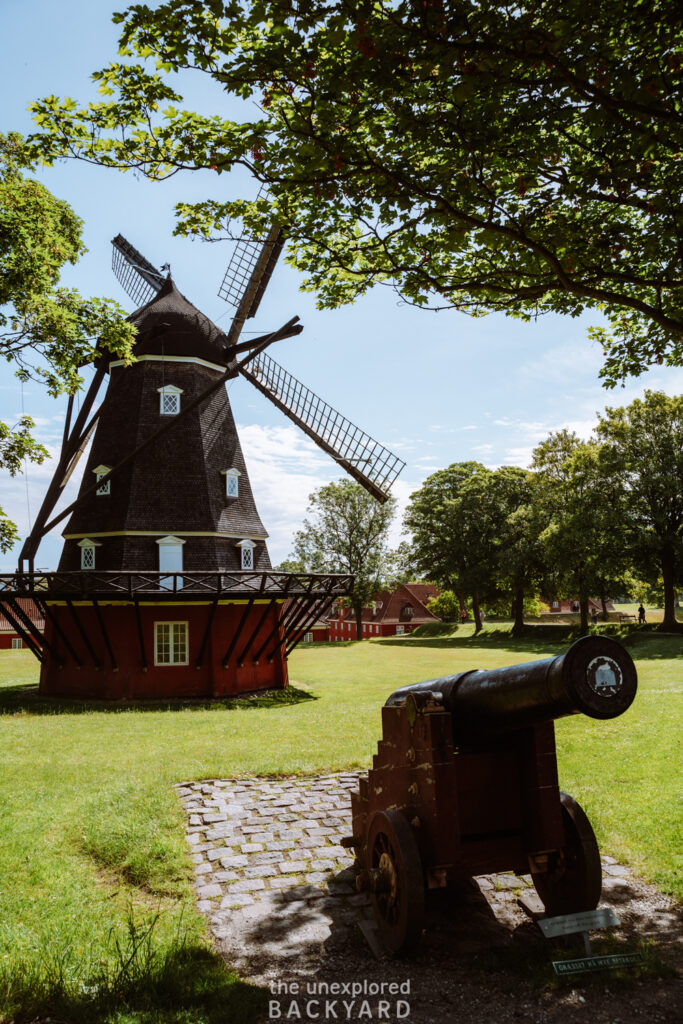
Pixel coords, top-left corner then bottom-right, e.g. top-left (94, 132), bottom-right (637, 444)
top-left (120, 277), bottom-right (230, 366)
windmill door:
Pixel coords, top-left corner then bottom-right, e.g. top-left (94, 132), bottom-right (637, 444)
top-left (157, 536), bottom-right (184, 590)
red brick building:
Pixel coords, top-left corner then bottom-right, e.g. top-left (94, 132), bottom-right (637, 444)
top-left (311, 583), bottom-right (440, 641)
top-left (0, 599), bottom-right (44, 650)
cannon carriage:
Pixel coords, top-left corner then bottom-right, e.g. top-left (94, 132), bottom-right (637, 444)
top-left (347, 636), bottom-right (637, 955)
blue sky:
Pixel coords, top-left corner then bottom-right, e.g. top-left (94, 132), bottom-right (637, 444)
top-left (1, 0), bottom-right (681, 571)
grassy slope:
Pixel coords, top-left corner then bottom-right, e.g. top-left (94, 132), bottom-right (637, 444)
top-left (0, 626), bottom-right (680, 1021)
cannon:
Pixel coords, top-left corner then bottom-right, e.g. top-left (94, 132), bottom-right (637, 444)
top-left (347, 636), bottom-right (637, 955)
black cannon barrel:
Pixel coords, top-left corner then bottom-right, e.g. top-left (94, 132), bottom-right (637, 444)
top-left (385, 636), bottom-right (637, 739)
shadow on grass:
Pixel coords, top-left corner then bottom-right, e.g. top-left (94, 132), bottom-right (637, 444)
top-left (2, 943), bottom-right (267, 1024)
top-left (385, 623), bottom-right (683, 660)
top-left (0, 684), bottom-right (317, 717)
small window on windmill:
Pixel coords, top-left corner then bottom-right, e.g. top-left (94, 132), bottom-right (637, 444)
top-left (154, 622), bottom-right (189, 666)
top-left (77, 538), bottom-right (100, 570)
top-left (157, 385), bottom-right (183, 416)
top-left (236, 539), bottom-right (256, 570)
top-left (221, 467), bottom-right (241, 499)
top-left (93, 465), bottom-right (111, 495)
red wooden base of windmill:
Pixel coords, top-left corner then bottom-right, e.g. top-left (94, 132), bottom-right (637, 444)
top-left (3, 570), bottom-right (346, 702)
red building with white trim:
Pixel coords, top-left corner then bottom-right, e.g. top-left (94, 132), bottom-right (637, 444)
top-left (320, 583), bottom-right (440, 641)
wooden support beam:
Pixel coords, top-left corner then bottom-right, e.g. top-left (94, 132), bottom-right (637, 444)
top-left (6, 596), bottom-right (62, 666)
top-left (66, 599), bottom-right (101, 669)
top-left (267, 597), bottom-right (316, 664)
top-left (0, 601), bottom-right (43, 662)
top-left (222, 598), bottom-right (255, 669)
top-left (132, 599), bottom-right (147, 671)
top-left (285, 594), bottom-right (338, 659)
top-left (19, 366), bottom-right (107, 569)
top-left (195, 597), bottom-right (219, 669)
top-left (92, 599), bottom-right (118, 671)
top-left (39, 601), bottom-right (82, 667)
top-left (238, 598), bottom-right (277, 667)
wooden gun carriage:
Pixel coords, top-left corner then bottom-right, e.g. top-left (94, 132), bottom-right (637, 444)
top-left (347, 636), bottom-right (637, 954)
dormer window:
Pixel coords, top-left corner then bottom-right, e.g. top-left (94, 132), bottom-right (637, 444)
top-left (157, 385), bottom-right (183, 416)
top-left (402, 604), bottom-right (414, 619)
top-left (93, 465), bottom-right (111, 495)
top-left (77, 538), bottom-right (100, 570)
top-left (221, 467), bottom-right (241, 499)
top-left (236, 539), bottom-right (256, 570)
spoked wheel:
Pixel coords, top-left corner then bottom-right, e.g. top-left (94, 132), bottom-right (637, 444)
top-left (366, 809), bottom-right (425, 956)
top-left (531, 792), bottom-right (602, 916)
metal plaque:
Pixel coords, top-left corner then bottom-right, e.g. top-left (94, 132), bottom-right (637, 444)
top-left (539, 908), bottom-right (620, 938)
top-left (553, 952), bottom-right (643, 975)
top-left (586, 655), bottom-right (624, 697)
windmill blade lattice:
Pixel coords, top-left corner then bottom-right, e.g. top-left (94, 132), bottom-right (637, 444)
top-left (112, 234), bottom-right (166, 308)
top-left (240, 352), bottom-right (405, 503)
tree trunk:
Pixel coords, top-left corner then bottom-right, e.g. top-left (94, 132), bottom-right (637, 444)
top-left (472, 591), bottom-right (482, 633)
top-left (354, 602), bottom-right (363, 641)
top-left (511, 585), bottom-right (525, 636)
top-left (599, 584), bottom-right (609, 622)
top-left (661, 545), bottom-right (679, 631)
top-left (579, 590), bottom-right (589, 635)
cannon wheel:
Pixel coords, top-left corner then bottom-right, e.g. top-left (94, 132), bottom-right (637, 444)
top-left (366, 809), bottom-right (425, 956)
top-left (531, 792), bottom-right (602, 916)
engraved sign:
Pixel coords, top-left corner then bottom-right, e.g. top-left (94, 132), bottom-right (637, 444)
top-left (586, 656), bottom-right (623, 697)
top-left (553, 952), bottom-right (643, 975)
top-left (538, 908), bottom-right (619, 938)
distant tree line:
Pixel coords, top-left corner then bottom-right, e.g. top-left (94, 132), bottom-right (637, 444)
top-left (404, 391), bottom-right (682, 633)
top-left (284, 391), bottom-right (682, 637)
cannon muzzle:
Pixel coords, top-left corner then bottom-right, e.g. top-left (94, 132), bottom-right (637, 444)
top-left (385, 635), bottom-right (637, 741)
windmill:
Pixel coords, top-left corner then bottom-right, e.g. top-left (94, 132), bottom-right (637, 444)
top-left (1, 217), bottom-right (404, 700)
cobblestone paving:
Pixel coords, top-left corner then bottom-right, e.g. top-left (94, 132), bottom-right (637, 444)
top-left (177, 772), bottom-right (680, 975)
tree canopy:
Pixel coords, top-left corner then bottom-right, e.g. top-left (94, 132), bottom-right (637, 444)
top-left (0, 133), bottom-right (135, 552)
top-left (291, 479), bottom-right (396, 638)
top-left (30, 1), bottom-right (683, 385)
top-left (596, 390), bottom-right (683, 630)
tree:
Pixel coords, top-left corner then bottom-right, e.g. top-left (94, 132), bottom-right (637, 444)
top-left (30, 2), bottom-right (683, 384)
top-left (0, 133), bottom-right (135, 551)
top-left (532, 430), bottom-right (630, 633)
top-left (291, 480), bottom-right (396, 639)
top-left (596, 391), bottom-right (683, 631)
top-left (404, 461), bottom-right (501, 631)
top-left (488, 466), bottom-right (549, 635)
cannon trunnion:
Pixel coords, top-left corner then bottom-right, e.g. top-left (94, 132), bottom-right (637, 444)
top-left (349, 636), bottom-right (637, 955)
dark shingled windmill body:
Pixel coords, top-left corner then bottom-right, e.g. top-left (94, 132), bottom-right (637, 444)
top-left (2, 226), bottom-right (404, 699)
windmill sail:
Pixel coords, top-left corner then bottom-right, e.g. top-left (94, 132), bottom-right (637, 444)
top-left (240, 352), bottom-right (405, 503)
top-left (219, 224), bottom-right (284, 348)
top-left (112, 234), bottom-right (166, 308)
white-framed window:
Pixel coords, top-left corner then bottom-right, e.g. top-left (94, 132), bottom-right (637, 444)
top-left (156, 535), bottom-right (185, 589)
top-left (93, 464), bottom-right (111, 495)
top-left (154, 621), bottom-right (189, 665)
top-left (236, 539), bottom-right (256, 570)
top-left (303, 632), bottom-right (313, 644)
top-left (402, 604), bottom-right (414, 619)
top-left (221, 467), bottom-right (241, 498)
top-left (396, 624), bottom-right (405, 635)
top-left (157, 384), bottom-right (183, 416)
top-left (552, 600), bottom-right (559, 609)
top-left (11, 637), bottom-right (23, 649)
top-left (78, 538), bottom-right (100, 570)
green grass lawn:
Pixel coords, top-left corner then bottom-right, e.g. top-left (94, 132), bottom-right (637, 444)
top-left (0, 626), bottom-right (680, 1022)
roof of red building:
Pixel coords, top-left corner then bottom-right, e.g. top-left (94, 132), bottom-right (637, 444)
top-left (0, 598), bottom-right (45, 633)
top-left (329, 583), bottom-right (440, 625)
